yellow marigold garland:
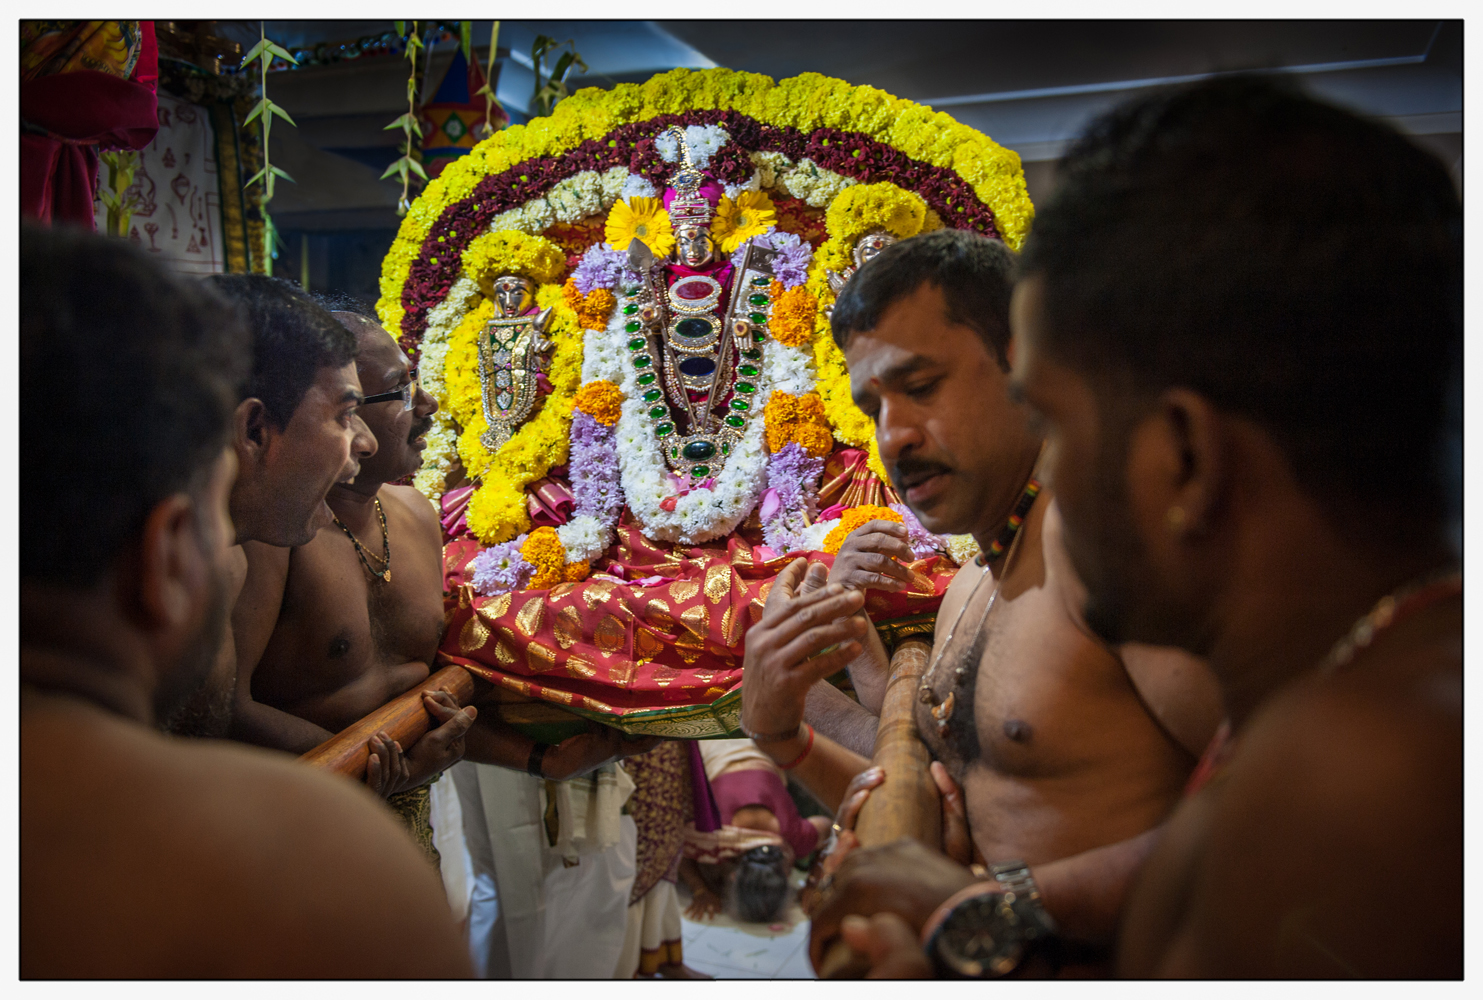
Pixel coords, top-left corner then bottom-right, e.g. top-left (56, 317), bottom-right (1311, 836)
top-left (562, 280), bottom-right (618, 332)
top-left (767, 280), bottom-right (818, 349)
top-left (520, 527), bottom-right (568, 589)
top-left (573, 379), bottom-right (624, 426)
top-left (447, 283), bottom-right (585, 545)
top-left (825, 183), bottom-right (928, 245)
top-left (378, 68), bottom-right (1033, 338)
top-left (821, 504), bottom-right (904, 555)
top-left (461, 230), bottom-right (568, 287)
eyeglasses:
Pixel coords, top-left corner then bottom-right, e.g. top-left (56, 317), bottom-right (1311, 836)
top-left (362, 367), bottom-right (419, 411)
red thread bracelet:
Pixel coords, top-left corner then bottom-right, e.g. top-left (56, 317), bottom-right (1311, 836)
top-left (779, 724), bottom-right (815, 770)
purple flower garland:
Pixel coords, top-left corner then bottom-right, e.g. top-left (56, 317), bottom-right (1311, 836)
top-left (569, 411), bottom-right (624, 522)
top-left (570, 244), bottom-right (630, 294)
top-left (730, 231), bottom-right (811, 289)
top-left (398, 108), bottom-right (1002, 342)
top-left (470, 534), bottom-right (533, 594)
top-left (760, 442), bottom-right (825, 555)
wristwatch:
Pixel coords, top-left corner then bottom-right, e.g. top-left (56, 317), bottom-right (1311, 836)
top-left (922, 860), bottom-right (1059, 978)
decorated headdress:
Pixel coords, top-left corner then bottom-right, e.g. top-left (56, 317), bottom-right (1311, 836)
top-left (659, 125), bottom-right (722, 230)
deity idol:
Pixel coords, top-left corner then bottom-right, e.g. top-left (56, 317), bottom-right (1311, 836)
top-left (380, 70), bottom-right (1035, 737)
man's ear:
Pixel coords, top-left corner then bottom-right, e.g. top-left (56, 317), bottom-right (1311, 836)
top-left (1146, 388), bottom-right (1226, 539)
top-left (132, 493), bottom-right (206, 631)
top-left (233, 398), bottom-right (270, 460)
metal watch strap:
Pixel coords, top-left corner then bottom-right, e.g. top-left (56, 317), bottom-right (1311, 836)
top-left (527, 742), bottom-right (550, 778)
top-left (990, 860), bottom-right (1040, 903)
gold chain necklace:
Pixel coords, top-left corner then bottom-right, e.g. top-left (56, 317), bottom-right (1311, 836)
top-left (1318, 565), bottom-right (1462, 673)
top-left (917, 475), bottom-right (1040, 735)
top-left (332, 497), bottom-right (391, 584)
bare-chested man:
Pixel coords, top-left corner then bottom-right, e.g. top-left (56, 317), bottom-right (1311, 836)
top-left (231, 297), bottom-right (661, 857)
top-left (740, 230), bottom-right (1222, 973)
top-left (20, 225), bottom-right (469, 977)
top-left (161, 274), bottom-right (380, 740)
top-left (1008, 77), bottom-right (1462, 978)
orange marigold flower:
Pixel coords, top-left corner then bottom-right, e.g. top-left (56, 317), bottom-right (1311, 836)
top-left (521, 526), bottom-right (568, 589)
top-left (768, 284), bottom-right (817, 348)
top-left (793, 423), bottom-right (834, 458)
top-left (564, 560), bottom-right (591, 583)
top-left (562, 279), bottom-right (616, 331)
top-left (822, 504), bottom-right (904, 555)
top-left (574, 379), bottom-right (624, 426)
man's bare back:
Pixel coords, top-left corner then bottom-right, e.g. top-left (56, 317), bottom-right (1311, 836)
top-left (1118, 602), bottom-right (1462, 978)
top-left (21, 691), bottom-right (469, 977)
top-left (918, 497), bottom-right (1212, 864)
top-left (244, 483), bottom-right (444, 739)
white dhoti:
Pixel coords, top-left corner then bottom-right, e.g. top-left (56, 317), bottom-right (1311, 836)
top-left (614, 879), bottom-right (684, 978)
top-left (451, 760), bottom-right (637, 978)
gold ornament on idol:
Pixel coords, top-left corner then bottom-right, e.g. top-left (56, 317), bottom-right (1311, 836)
top-left (478, 274), bottom-right (555, 451)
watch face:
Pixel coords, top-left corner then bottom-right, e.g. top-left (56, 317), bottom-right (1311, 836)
top-left (937, 895), bottom-right (1025, 978)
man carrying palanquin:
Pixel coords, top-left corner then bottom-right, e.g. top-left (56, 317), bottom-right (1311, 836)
top-left (162, 274), bottom-right (381, 741)
top-left (20, 225), bottom-right (469, 978)
top-left (230, 294), bottom-right (660, 866)
top-left (738, 230), bottom-right (1224, 977)
top-left (830, 75), bottom-right (1461, 979)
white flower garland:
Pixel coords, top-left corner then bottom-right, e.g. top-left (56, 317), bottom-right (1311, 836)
top-left (655, 124), bottom-right (730, 169)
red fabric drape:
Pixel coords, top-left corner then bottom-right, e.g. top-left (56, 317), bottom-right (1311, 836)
top-left (19, 21), bottom-right (159, 229)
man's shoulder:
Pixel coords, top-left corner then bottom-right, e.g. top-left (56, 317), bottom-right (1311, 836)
top-left (22, 709), bottom-right (467, 976)
top-left (381, 484), bottom-right (442, 542)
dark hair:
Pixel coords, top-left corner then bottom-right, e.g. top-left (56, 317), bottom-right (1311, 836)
top-left (311, 290), bottom-right (378, 320)
top-left (21, 225), bottom-right (250, 586)
top-left (831, 228), bottom-right (1018, 369)
top-left (1020, 75), bottom-right (1462, 524)
top-left (728, 845), bottom-right (790, 924)
top-left (207, 274), bottom-right (358, 428)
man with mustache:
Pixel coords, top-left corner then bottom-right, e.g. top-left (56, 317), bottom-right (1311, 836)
top-left (21, 226), bottom-right (469, 977)
top-left (230, 295), bottom-right (477, 860)
top-left (740, 229), bottom-right (1223, 974)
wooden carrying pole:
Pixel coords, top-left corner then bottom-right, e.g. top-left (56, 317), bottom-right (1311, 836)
top-left (818, 637), bottom-right (940, 978)
top-left (298, 664), bottom-right (478, 780)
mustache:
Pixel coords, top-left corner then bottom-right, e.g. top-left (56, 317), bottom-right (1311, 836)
top-left (890, 455), bottom-right (953, 490)
top-left (408, 416), bottom-right (433, 443)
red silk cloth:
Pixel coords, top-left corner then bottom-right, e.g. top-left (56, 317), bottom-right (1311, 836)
top-left (19, 21), bottom-right (158, 229)
top-left (440, 508), bottom-right (955, 720)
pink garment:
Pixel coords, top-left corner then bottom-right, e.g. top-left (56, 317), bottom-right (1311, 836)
top-left (709, 769), bottom-right (819, 860)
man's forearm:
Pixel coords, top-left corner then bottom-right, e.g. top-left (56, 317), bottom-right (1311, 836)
top-left (460, 717), bottom-right (536, 770)
top-left (1026, 825), bottom-right (1165, 947)
top-left (804, 680), bottom-right (878, 757)
top-left (228, 698), bottom-right (335, 755)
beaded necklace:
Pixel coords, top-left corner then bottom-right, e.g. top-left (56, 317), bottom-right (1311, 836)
top-left (333, 497), bottom-right (391, 584)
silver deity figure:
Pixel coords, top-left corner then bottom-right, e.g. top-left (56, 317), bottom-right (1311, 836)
top-left (824, 229), bottom-right (900, 319)
top-left (477, 273), bottom-right (554, 450)
top-left (674, 225), bottom-right (716, 268)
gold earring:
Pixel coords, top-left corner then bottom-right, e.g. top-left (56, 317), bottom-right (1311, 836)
top-left (1166, 506), bottom-right (1187, 534)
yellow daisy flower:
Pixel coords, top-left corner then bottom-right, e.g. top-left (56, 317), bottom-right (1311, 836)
top-left (605, 197), bottom-right (675, 257)
top-left (710, 190), bottom-right (777, 253)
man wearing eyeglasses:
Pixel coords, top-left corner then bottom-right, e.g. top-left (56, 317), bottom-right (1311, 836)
top-left (230, 295), bottom-right (477, 864)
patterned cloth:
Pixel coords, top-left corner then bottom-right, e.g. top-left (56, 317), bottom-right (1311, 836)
top-left (387, 783), bottom-right (442, 871)
top-left (621, 741), bottom-right (692, 905)
top-left (443, 518), bottom-right (956, 733)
